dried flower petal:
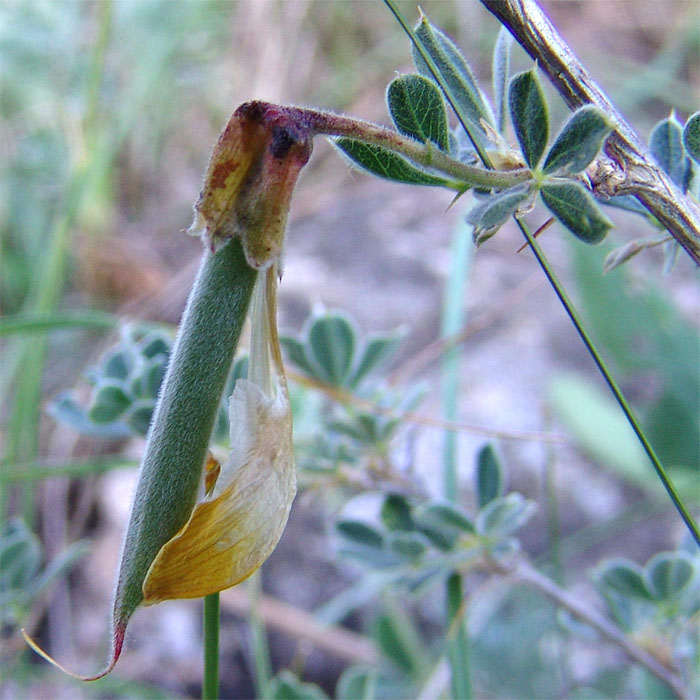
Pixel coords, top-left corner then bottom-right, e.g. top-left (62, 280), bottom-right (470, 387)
top-left (188, 102), bottom-right (313, 268)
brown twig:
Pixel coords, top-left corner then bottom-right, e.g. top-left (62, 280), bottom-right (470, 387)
top-left (480, 0), bottom-right (700, 265)
top-left (220, 587), bottom-right (378, 665)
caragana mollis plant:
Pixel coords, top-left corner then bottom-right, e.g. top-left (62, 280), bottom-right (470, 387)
top-left (23, 6), bottom-right (699, 688)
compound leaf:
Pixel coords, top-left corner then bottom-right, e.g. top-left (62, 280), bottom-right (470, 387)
top-left (412, 16), bottom-right (493, 134)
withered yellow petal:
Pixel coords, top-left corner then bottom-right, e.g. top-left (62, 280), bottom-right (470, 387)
top-left (142, 379), bottom-right (295, 603)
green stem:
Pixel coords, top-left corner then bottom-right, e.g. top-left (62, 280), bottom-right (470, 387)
top-left (307, 111), bottom-right (528, 189)
top-left (248, 572), bottom-right (272, 698)
top-left (440, 219), bottom-right (473, 699)
top-left (203, 593), bottom-right (220, 700)
top-left (517, 220), bottom-right (700, 545)
top-left (0, 311), bottom-right (121, 336)
top-left (446, 573), bottom-right (472, 700)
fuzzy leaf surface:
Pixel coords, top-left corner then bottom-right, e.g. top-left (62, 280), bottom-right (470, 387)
top-left (335, 138), bottom-right (452, 187)
top-left (650, 114), bottom-right (691, 190)
top-left (541, 182), bottom-right (612, 243)
top-left (387, 73), bottom-right (449, 150)
top-left (492, 26), bottom-right (512, 134)
top-left (542, 106), bottom-right (612, 174)
top-left (466, 185), bottom-right (530, 239)
top-left (412, 16), bottom-right (493, 131)
top-left (509, 69), bottom-right (548, 168)
top-left (683, 112), bottom-right (700, 164)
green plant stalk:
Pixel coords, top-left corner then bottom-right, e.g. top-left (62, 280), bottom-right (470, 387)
top-left (3, 159), bottom-right (92, 523)
top-left (517, 219), bottom-right (700, 545)
top-left (446, 573), bottom-right (472, 700)
top-left (440, 219), bottom-right (473, 700)
top-left (203, 593), bottom-right (220, 700)
top-left (248, 572), bottom-right (272, 698)
top-left (0, 457), bottom-right (137, 484)
top-left (0, 311), bottom-right (121, 336)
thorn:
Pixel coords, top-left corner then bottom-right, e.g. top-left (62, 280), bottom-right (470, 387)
top-left (516, 217), bottom-right (555, 253)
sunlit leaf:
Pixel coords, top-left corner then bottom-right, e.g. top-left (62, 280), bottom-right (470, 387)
top-left (307, 313), bottom-right (357, 387)
top-left (596, 560), bottom-right (654, 601)
top-left (476, 493), bottom-right (535, 537)
top-left (645, 552), bottom-right (696, 601)
top-left (466, 185), bottom-right (531, 243)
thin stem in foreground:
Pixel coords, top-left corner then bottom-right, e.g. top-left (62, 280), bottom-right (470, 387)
top-left (202, 593), bottom-right (220, 700)
top-left (516, 218), bottom-right (700, 545)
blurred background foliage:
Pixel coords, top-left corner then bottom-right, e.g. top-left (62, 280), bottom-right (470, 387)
top-left (1, 1), bottom-right (698, 698)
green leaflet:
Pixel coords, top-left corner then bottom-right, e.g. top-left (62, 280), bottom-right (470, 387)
top-left (387, 73), bottom-right (449, 151)
top-left (650, 114), bottom-right (691, 190)
top-left (683, 112), bottom-right (700, 164)
top-left (542, 106), bottom-right (612, 175)
top-left (541, 182), bottom-right (613, 243)
top-left (412, 16), bottom-right (494, 133)
top-left (476, 443), bottom-right (504, 509)
top-left (465, 185), bottom-right (531, 244)
top-left (334, 138), bottom-right (455, 188)
top-left (492, 26), bottom-right (512, 134)
top-left (509, 68), bottom-right (548, 169)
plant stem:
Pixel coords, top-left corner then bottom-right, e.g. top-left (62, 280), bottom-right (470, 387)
top-left (307, 111), bottom-right (528, 189)
top-left (480, 0), bottom-right (700, 264)
top-left (440, 218), bottom-right (473, 699)
top-left (0, 311), bottom-right (121, 336)
top-left (203, 593), bottom-right (220, 700)
top-left (446, 573), bottom-right (472, 700)
top-left (248, 572), bottom-right (272, 698)
top-left (516, 219), bottom-right (700, 545)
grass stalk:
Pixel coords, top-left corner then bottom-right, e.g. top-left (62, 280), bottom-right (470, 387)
top-left (516, 219), bottom-right (699, 545)
top-left (440, 218), bottom-right (473, 699)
